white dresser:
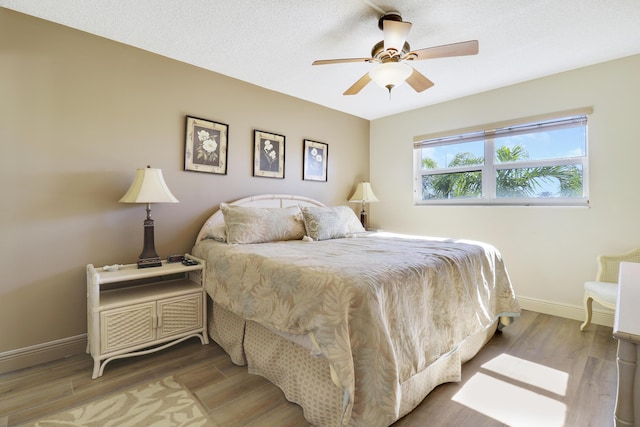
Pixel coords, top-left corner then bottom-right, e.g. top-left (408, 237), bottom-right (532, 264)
top-left (613, 262), bottom-right (640, 426)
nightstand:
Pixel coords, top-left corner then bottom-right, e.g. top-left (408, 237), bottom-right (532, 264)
top-left (86, 254), bottom-right (209, 379)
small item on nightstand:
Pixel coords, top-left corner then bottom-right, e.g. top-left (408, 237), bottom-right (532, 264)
top-left (102, 264), bottom-right (123, 272)
top-left (182, 258), bottom-right (199, 266)
top-left (167, 254), bottom-right (185, 263)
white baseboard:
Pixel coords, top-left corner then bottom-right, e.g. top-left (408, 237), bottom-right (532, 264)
top-left (0, 334), bottom-right (87, 375)
top-left (517, 296), bottom-right (614, 327)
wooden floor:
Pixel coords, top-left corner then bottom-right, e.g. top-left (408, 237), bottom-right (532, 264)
top-left (0, 310), bottom-right (617, 427)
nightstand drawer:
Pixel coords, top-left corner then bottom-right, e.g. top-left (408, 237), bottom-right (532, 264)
top-left (101, 302), bottom-right (155, 353)
top-left (157, 293), bottom-right (203, 339)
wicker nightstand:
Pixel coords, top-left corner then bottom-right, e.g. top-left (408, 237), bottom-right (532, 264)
top-left (86, 255), bottom-right (208, 379)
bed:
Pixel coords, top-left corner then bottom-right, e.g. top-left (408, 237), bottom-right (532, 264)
top-left (191, 194), bottom-right (520, 426)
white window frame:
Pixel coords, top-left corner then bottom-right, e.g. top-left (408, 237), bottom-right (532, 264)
top-left (413, 110), bottom-right (591, 206)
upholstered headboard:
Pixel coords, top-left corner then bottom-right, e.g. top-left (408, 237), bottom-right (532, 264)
top-left (194, 194), bottom-right (326, 244)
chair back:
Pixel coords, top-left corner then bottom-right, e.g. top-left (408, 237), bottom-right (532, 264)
top-left (597, 248), bottom-right (640, 283)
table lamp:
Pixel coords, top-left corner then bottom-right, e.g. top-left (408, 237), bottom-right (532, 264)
top-left (349, 182), bottom-right (379, 229)
top-left (119, 166), bottom-right (178, 268)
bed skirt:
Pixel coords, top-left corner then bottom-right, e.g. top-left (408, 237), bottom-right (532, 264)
top-left (208, 300), bottom-right (498, 426)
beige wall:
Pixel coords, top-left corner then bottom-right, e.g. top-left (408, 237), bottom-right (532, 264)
top-left (370, 55), bottom-right (640, 321)
top-left (0, 9), bottom-right (369, 370)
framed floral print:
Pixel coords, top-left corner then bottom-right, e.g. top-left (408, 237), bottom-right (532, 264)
top-left (185, 115), bottom-right (228, 174)
top-left (253, 130), bottom-right (285, 179)
top-left (303, 139), bottom-right (328, 182)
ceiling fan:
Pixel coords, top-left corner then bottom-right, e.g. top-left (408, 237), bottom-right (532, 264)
top-left (312, 12), bottom-right (479, 96)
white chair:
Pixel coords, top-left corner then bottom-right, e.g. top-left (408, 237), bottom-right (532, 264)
top-left (580, 248), bottom-right (640, 331)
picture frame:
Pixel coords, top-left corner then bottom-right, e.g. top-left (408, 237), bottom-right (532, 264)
top-left (184, 115), bottom-right (228, 174)
top-left (253, 130), bottom-right (285, 179)
top-left (303, 139), bottom-right (328, 182)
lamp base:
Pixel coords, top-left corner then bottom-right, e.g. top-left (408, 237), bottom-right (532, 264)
top-left (137, 216), bottom-right (162, 269)
top-left (360, 209), bottom-right (368, 230)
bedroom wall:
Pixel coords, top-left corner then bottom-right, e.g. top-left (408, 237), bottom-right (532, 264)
top-left (370, 54), bottom-right (640, 324)
top-left (0, 9), bottom-right (369, 372)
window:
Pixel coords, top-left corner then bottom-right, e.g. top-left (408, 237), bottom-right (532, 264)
top-left (413, 112), bottom-right (590, 206)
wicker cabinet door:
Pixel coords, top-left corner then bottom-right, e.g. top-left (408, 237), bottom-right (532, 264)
top-left (157, 293), bottom-right (203, 339)
top-left (100, 302), bottom-right (155, 354)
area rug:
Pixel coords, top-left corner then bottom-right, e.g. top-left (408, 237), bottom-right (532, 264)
top-left (24, 376), bottom-right (212, 427)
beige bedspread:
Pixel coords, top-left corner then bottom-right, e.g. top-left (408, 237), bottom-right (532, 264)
top-left (193, 232), bottom-right (520, 426)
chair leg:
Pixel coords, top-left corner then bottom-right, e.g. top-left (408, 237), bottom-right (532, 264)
top-left (580, 296), bottom-right (593, 331)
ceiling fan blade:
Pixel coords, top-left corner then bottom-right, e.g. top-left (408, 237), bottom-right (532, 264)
top-left (312, 58), bottom-right (373, 66)
top-left (383, 20), bottom-right (412, 54)
top-left (407, 40), bottom-right (479, 61)
top-left (343, 73), bottom-right (372, 95)
top-left (405, 68), bottom-right (435, 93)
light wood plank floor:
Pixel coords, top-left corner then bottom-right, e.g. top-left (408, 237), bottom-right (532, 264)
top-left (0, 310), bottom-right (617, 427)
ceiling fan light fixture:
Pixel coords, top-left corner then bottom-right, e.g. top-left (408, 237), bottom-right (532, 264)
top-left (369, 62), bottom-right (412, 92)
top-left (384, 28), bottom-right (404, 54)
top-left (382, 14), bottom-right (411, 55)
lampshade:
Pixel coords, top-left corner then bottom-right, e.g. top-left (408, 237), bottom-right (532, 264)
top-left (349, 182), bottom-right (380, 203)
top-left (119, 166), bottom-right (179, 204)
top-left (369, 62), bottom-right (412, 92)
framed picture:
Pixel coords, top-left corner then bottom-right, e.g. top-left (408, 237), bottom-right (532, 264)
top-left (253, 130), bottom-right (285, 179)
top-left (303, 139), bottom-right (328, 182)
top-left (184, 115), bottom-right (228, 174)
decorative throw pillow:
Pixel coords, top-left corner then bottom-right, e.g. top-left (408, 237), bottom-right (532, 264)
top-left (203, 224), bottom-right (226, 242)
top-left (300, 206), bottom-right (365, 241)
top-left (220, 203), bottom-right (306, 244)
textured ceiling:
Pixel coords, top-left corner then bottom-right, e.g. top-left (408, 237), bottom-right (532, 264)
top-left (3, 0), bottom-right (640, 120)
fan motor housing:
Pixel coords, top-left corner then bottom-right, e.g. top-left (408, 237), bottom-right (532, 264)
top-left (371, 40), bottom-right (411, 61)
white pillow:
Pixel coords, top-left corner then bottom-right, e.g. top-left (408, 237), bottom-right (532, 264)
top-left (221, 203), bottom-right (306, 244)
top-left (202, 223), bottom-right (226, 242)
top-left (300, 206), bottom-right (365, 241)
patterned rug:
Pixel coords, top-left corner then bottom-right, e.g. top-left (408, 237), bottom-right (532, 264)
top-left (25, 376), bottom-right (212, 426)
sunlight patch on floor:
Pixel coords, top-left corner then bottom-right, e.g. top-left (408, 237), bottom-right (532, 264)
top-left (452, 354), bottom-right (569, 427)
top-left (481, 353), bottom-right (569, 395)
top-left (452, 373), bottom-right (566, 427)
